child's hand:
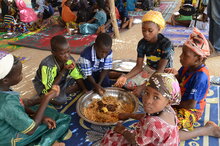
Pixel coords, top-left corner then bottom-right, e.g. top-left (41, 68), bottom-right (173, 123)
top-left (94, 85), bottom-right (105, 96)
top-left (114, 122), bottom-right (126, 134)
top-left (64, 60), bottom-right (75, 70)
top-left (47, 85), bottom-right (60, 100)
top-left (118, 113), bottom-right (131, 121)
top-left (42, 116), bottom-right (56, 129)
top-left (132, 85), bottom-right (145, 97)
top-left (164, 68), bottom-right (178, 75)
top-left (114, 76), bottom-right (127, 87)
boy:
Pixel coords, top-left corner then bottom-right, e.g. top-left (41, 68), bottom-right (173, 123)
top-left (77, 33), bottom-right (113, 95)
top-left (33, 35), bottom-right (87, 105)
top-left (0, 51), bottom-right (70, 146)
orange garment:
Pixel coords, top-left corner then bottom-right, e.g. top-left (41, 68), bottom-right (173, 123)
top-left (115, 7), bottom-right (120, 20)
top-left (62, 0), bottom-right (77, 23)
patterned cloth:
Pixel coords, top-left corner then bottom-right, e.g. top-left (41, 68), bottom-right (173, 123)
top-left (77, 45), bottom-right (112, 77)
top-left (147, 73), bottom-right (181, 105)
top-left (101, 114), bottom-right (179, 146)
top-left (142, 10), bottom-right (165, 30)
top-left (184, 28), bottom-right (210, 58)
top-left (137, 33), bottom-right (174, 70)
top-left (174, 108), bottom-right (200, 131)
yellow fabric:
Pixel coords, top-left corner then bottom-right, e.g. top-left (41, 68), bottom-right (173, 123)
top-left (142, 10), bottom-right (165, 30)
top-left (182, 0), bottom-right (197, 5)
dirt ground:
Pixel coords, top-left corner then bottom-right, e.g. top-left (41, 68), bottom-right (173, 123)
top-left (10, 0), bottom-right (220, 99)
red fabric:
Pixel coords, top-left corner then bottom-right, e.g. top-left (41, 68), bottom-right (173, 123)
top-left (100, 115), bottom-right (179, 146)
top-left (115, 7), bottom-right (120, 20)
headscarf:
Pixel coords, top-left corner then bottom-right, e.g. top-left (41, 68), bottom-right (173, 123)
top-left (184, 27), bottom-right (210, 58)
top-left (146, 73), bottom-right (181, 105)
top-left (0, 51), bottom-right (14, 80)
top-left (142, 10), bottom-right (165, 30)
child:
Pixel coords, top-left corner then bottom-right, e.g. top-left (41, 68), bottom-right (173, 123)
top-left (76, 0), bottom-right (94, 23)
top-left (101, 73), bottom-right (181, 145)
top-left (0, 51), bottom-right (71, 146)
top-left (165, 28), bottom-right (211, 131)
top-left (33, 35), bottom-right (87, 105)
top-left (101, 73), bottom-right (220, 145)
top-left (115, 0), bottom-right (133, 29)
top-left (79, 0), bottom-right (107, 34)
top-left (77, 33), bottom-right (113, 95)
top-left (62, 0), bottom-right (77, 24)
top-left (126, 0), bottom-right (137, 11)
top-left (114, 10), bottom-right (174, 90)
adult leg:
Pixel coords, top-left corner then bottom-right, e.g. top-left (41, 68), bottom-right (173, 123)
top-left (212, 20), bottom-right (220, 51)
top-left (179, 121), bottom-right (220, 141)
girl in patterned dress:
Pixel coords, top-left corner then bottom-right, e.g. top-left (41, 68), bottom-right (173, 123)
top-left (101, 73), bottom-right (181, 146)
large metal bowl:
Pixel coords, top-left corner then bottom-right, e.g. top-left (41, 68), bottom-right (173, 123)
top-left (76, 87), bottom-right (139, 126)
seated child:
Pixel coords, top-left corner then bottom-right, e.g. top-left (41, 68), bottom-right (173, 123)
top-left (0, 51), bottom-right (71, 146)
top-left (165, 28), bottom-right (211, 131)
top-left (115, 0), bottom-right (133, 29)
top-left (126, 0), bottom-right (137, 11)
top-left (103, 73), bottom-right (220, 145)
top-left (114, 10), bottom-right (174, 90)
top-left (62, 0), bottom-right (77, 26)
top-left (79, 0), bottom-right (107, 34)
top-left (101, 73), bottom-right (181, 145)
top-left (76, 0), bottom-right (94, 23)
top-left (77, 33), bottom-right (113, 95)
top-left (33, 35), bottom-right (87, 105)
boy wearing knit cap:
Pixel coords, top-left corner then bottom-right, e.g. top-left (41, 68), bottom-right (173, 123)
top-left (115, 10), bottom-right (174, 90)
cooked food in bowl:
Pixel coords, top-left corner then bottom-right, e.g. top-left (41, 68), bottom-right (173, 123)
top-left (83, 96), bottom-right (134, 123)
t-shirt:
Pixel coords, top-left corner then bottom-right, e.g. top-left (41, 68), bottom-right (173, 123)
top-left (0, 91), bottom-right (35, 145)
top-left (178, 64), bottom-right (209, 113)
top-left (137, 33), bottom-right (174, 70)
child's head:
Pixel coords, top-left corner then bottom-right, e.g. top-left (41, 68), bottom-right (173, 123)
top-left (142, 10), bottom-right (165, 42)
top-left (65, 0), bottom-right (73, 7)
top-left (95, 0), bottom-right (105, 9)
top-left (94, 33), bottom-right (112, 59)
top-left (0, 52), bottom-right (22, 87)
top-left (180, 28), bottom-right (210, 68)
top-left (142, 73), bottom-right (181, 114)
top-left (51, 35), bottom-right (71, 64)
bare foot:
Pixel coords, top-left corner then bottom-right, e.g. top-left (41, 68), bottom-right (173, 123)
top-left (52, 141), bottom-right (65, 146)
top-left (205, 121), bottom-right (220, 137)
top-left (121, 21), bottom-right (129, 29)
top-left (128, 17), bottom-right (134, 29)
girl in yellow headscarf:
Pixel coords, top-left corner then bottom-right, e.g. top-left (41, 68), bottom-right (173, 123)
top-left (114, 10), bottom-right (174, 91)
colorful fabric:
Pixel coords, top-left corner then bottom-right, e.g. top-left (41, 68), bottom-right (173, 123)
top-left (3, 15), bottom-right (15, 25)
top-left (142, 10), bottom-right (165, 30)
top-left (62, 0), bottom-right (77, 23)
top-left (101, 115), bottom-right (179, 146)
top-left (125, 64), bottom-right (155, 90)
top-left (15, 0), bottom-right (38, 23)
top-left (79, 10), bottom-right (107, 34)
top-left (0, 51), bottom-right (14, 79)
top-left (33, 55), bottom-right (83, 103)
top-left (115, 0), bottom-right (128, 19)
top-left (175, 15), bottom-right (192, 21)
top-left (0, 90), bottom-right (71, 146)
top-left (77, 45), bottom-right (112, 77)
top-left (178, 64), bottom-right (210, 117)
top-left (147, 73), bottom-right (181, 105)
top-left (184, 27), bottom-right (210, 58)
top-left (137, 33), bottom-right (174, 70)
top-left (174, 108), bottom-right (200, 131)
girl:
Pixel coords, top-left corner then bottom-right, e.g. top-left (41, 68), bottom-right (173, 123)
top-left (101, 73), bottom-right (220, 145)
top-left (114, 10), bottom-right (174, 90)
top-left (0, 51), bottom-right (71, 146)
top-left (76, 0), bottom-right (94, 23)
top-left (79, 0), bottom-right (107, 35)
top-left (165, 28), bottom-right (212, 131)
top-left (101, 73), bottom-right (181, 145)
